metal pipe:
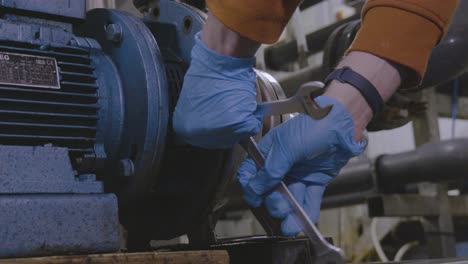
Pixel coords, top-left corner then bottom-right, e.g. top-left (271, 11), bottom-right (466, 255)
top-left (325, 159), bottom-right (375, 196)
top-left (378, 139), bottom-right (468, 191)
top-left (323, 139), bottom-right (468, 208)
top-left (322, 191), bottom-right (374, 209)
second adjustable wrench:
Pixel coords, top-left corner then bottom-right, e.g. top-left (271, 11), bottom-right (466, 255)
top-left (240, 81), bottom-right (345, 264)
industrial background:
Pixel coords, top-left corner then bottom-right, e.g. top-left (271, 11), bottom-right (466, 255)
top-left (0, 0), bottom-right (467, 263)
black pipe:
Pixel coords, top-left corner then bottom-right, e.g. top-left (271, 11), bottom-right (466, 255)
top-left (420, 0), bottom-right (468, 88)
top-left (378, 139), bottom-right (468, 191)
top-left (263, 14), bottom-right (360, 71)
top-left (322, 191), bottom-right (374, 209)
top-left (228, 139), bottom-right (468, 210)
top-left (300, 0), bottom-right (327, 10)
top-left (325, 159), bottom-right (375, 196)
top-left (323, 139), bottom-right (468, 208)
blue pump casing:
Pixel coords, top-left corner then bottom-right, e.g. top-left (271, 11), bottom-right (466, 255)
top-left (0, 0), bottom-right (246, 256)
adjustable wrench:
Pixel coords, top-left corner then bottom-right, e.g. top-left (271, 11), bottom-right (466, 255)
top-left (239, 81), bottom-right (345, 264)
top-left (255, 81), bottom-right (332, 119)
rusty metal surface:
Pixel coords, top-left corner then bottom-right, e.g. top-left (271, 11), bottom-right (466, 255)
top-left (0, 251), bottom-right (229, 264)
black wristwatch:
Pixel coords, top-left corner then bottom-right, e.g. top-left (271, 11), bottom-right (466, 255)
top-left (324, 67), bottom-right (384, 115)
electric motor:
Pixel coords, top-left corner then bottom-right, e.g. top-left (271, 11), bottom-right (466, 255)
top-left (0, 0), bottom-right (286, 251)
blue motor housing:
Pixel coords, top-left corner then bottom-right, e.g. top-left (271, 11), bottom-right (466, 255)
top-left (0, 0), bottom-right (287, 255)
top-left (0, 0), bottom-right (122, 257)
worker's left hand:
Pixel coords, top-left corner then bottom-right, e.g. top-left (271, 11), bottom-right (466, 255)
top-left (173, 33), bottom-right (261, 149)
top-left (237, 96), bottom-right (366, 236)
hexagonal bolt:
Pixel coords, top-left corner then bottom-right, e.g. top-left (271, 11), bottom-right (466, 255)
top-left (106, 24), bottom-right (123, 43)
top-left (119, 159), bottom-right (135, 177)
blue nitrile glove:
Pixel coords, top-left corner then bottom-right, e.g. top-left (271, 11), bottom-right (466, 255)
top-left (173, 33), bottom-right (262, 149)
top-left (237, 96), bottom-right (366, 236)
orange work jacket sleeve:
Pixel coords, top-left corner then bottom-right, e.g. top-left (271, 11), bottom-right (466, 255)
top-left (206, 0), bottom-right (458, 81)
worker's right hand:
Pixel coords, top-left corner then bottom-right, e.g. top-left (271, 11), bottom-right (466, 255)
top-left (237, 96), bottom-right (367, 236)
top-left (173, 33), bottom-right (262, 149)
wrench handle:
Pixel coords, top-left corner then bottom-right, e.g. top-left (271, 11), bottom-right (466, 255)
top-left (239, 137), bottom-right (345, 264)
top-left (240, 137), bottom-right (283, 236)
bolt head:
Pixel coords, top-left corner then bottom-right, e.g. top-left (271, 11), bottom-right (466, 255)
top-left (119, 159), bottom-right (134, 177)
top-left (106, 24), bottom-right (123, 43)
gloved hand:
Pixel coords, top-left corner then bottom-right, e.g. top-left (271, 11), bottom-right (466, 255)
top-left (237, 96), bottom-right (366, 236)
top-left (173, 33), bottom-right (262, 149)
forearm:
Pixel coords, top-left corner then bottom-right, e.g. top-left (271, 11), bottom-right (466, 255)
top-left (324, 51), bottom-right (403, 140)
top-left (201, 12), bottom-right (260, 58)
top-left (201, 13), bottom-right (402, 141)
top-left (328, 0), bottom-right (457, 141)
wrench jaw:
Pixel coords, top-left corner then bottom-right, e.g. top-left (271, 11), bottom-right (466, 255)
top-left (297, 82), bottom-right (326, 99)
top-left (297, 81), bottom-right (334, 120)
